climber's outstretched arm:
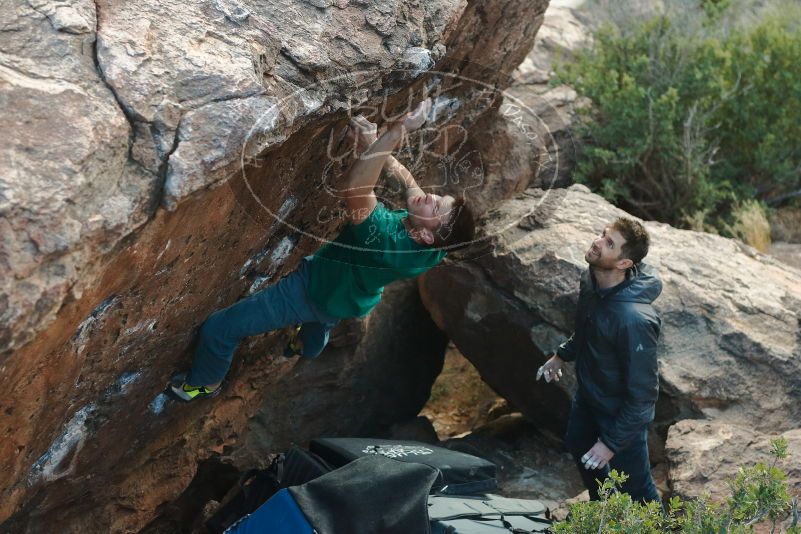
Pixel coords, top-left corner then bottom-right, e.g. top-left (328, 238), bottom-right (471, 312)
top-left (342, 124), bottom-right (403, 224)
top-left (386, 155), bottom-right (425, 200)
top-left (343, 99), bottom-right (430, 224)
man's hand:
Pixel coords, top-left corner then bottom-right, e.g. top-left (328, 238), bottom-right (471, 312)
top-left (389, 98), bottom-right (431, 134)
top-left (581, 440), bottom-right (614, 470)
top-left (346, 115), bottom-right (377, 156)
top-left (536, 354), bottom-right (564, 383)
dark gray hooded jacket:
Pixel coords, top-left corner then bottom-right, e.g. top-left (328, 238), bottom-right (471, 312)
top-left (557, 263), bottom-right (662, 453)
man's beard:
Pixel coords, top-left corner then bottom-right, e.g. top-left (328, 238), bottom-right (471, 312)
top-left (585, 245), bottom-right (600, 265)
top-left (586, 249), bottom-right (618, 271)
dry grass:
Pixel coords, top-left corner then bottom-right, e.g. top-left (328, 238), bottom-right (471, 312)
top-left (726, 200), bottom-right (772, 252)
top-left (684, 209), bottom-right (717, 234)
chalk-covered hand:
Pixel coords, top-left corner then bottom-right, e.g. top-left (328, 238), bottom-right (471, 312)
top-left (347, 115), bottom-right (378, 154)
top-left (399, 98), bottom-right (432, 132)
top-left (581, 440), bottom-right (614, 471)
top-left (536, 354), bottom-right (564, 383)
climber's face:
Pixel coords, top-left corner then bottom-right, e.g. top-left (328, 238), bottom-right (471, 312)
top-left (406, 192), bottom-right (456, 232)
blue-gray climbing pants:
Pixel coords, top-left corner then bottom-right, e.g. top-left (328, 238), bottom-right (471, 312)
top-left (187, 259), bottom-right (340, 387)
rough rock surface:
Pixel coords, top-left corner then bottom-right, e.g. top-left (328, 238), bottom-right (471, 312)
top-left (384, 4), bottom-right (593, 217)
top-left (0, 0), bottom-right (549, 531)
top-left (666, 419), bottom-right (801, 501)
top-left (509, 5), bottom-right (591, 188)
top-left (513, 6), bottom-right (590, 86)
top-left (502, 82), bottom-right (583, 192)
top-left (1, 0), bottom-right (466, 357)
top-left (419, 185), bottom-right (801, 444)
top-left (0, 0), bottom-right (161, 357)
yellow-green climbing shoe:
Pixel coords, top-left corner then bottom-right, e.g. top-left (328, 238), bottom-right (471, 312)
top-left (167, 371), bottom-right (220, 402)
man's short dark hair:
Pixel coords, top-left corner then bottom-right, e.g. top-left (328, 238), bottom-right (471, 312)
top-left (612, 217), bottom-right (650, 264)
top-left (434, 198), bottom-right (475, 250)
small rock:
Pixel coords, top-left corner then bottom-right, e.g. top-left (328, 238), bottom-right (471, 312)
top-left (214, 0), bottom-right (250, 24)
top-left (420, 185), bottom-right (801, 438)
top-left (305, 0), bottom-right (334, 7)
top-left (49, 5), bottom-right (93, 34)
top-left (400, 46), bottom-right (434, 77)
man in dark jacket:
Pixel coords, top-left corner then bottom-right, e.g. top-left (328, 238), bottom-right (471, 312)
top-left (537, 217), bottom-right (662, 504)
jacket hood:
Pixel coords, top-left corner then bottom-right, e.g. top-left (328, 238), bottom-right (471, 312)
top-left (608, 262), bottom-right (662, 304)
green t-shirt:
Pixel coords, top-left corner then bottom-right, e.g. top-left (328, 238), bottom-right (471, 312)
top-left (307, 203), bottom-right (447, 318)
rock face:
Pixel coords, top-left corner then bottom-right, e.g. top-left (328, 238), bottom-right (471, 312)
top-left (419, 185), bottom-right (801, 443)
top-left (509, 5), bottom-right (591, 188)
top-left (666, 419), bottom-right (801, 501)
top-left (0, 0), bottom-right (160, 357)
top-left (513, 6), bottom-right (591, 85)
top-left (1, 0), bottom-right (465, 358)
top-left (0, 0), bottom-right (549, 531)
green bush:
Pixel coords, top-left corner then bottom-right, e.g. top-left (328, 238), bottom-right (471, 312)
top-left (552, 438), bottom-right (799, 533)
top-left (554, 1), bottom-right (801, 232)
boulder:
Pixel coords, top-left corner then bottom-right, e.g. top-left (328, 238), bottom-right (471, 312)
top-left (513, 5), bottom-right (591, 85)
top-left (419, 185), bottom-right (801, 443)
top-left (666, 419), bottom-right (801, 502)
top-left (0, 0), bottom-right (550, 530)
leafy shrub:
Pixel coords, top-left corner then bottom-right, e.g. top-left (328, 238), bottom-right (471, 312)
top-left (554, 1), bottom-right (801, 234)
top-left (552, 438), bottom-right (799, 533)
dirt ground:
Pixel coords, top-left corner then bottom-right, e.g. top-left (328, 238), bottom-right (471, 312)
top-left (420, 344), bottom-right (509, 438)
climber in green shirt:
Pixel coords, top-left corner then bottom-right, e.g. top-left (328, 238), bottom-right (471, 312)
top-left (170, 98), bottom-right (476, 401)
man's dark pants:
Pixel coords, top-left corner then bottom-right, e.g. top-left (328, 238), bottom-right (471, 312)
top-left (564, 393), bottom-right (661, 504)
